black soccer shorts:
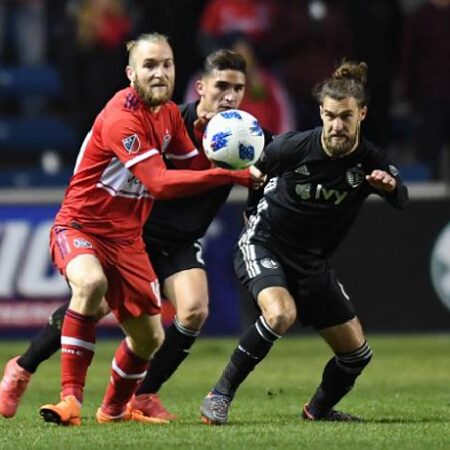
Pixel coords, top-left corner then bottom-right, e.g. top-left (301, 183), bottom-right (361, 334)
top-left (145, 240), bottom-right (206, 284)
top-left (234, 241), bottom-right (356, 330)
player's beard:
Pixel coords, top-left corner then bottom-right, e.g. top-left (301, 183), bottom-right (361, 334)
top-left (134, 76), bottom-right (173, 107)
top-left (322, 128), bottom-right (358, 158)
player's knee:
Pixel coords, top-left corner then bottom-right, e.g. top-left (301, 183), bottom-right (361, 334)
top-left (263, 305), bottom-right (296, 334)
top-left (335, 341), bottom-right (373, 375)
top-left (177, 301), bottom-right (208, 329)
top-left (129, 328), bottom-right (165, 359)
top-left (93, 299), bottom-right (111, 321)
top-left (73, 273), bottom-right (108, 302)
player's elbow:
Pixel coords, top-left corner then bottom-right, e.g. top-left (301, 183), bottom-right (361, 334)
top-left (146, 183), bottom-right (170, 200)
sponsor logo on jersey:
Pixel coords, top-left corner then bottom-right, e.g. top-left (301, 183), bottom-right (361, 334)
top-left (430, 222), bottom-right (450, 313)
top-left (295, 183), bottom-right (348, 205)
top-left (260, 257), bottom-right (279, 269)
top-left (295, 164), bottom-right (310, 176)
top-left (389, 165), bottom-right (399, 177)
top-left (345, 167), bottom-right (365, 188)
top-left (122, 134), bottom-right (140, 154)
top-left (161, 132), bottom-right (172, 153)
top-left (73, 238), bottom-right (93, 249)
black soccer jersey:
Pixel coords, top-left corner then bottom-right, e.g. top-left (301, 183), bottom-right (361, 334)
top-left (142, 101), bottom-right (232, 251)
top-left (247, 128), bottom-right (408, 260)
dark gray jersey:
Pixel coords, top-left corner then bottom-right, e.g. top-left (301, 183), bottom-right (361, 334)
top-left (247, 128), bottom-right (408, 261)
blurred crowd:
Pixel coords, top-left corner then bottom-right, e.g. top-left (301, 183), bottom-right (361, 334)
top-left (0, 0), bottom-right (449, 182)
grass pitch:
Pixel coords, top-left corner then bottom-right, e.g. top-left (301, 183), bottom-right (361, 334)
top-left (0, 334), bottom-right (449, 449)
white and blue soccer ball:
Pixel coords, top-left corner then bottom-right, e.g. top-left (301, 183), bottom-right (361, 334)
top-left (202, 109), bottom-right (265, 169)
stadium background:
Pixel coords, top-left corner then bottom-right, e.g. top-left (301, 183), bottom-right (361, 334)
top-left (0, 0), bottom-right (449, 336)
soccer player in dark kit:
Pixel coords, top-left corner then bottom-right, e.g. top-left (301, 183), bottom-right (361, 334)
top-left (0, 47), bottom-right (269, 422)
top-left (200, 61), bottom-right (408, 425)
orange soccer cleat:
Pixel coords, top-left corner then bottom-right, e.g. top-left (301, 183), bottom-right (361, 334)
top-left (128, 393), bottom-right (176, 422)
top-left (96, 402), bottom-right (169, 424)
top-left (40, 395), bottom-right (82, 426)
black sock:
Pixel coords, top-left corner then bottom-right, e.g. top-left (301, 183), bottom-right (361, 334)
top-left (308, 342), bottom-right (372, 417)
top-left (18, 303), bottom-right (69, 373)
top-left (135, 317), bottom-right (199, 395)
top-left (213, 316), bottom-right (281, 398)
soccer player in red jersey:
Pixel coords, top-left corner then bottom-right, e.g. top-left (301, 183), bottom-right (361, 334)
top-left (35, 33), bottom-right (257, 426)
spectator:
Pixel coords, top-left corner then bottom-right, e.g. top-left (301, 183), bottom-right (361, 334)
top-left (56, 0), bottom-right (132, 137)
top-left (0, 0), bottom-right (48, 115)
top-left (400, 0), bottom-right (450, 180)
top-left (345, 0), bottom-right (403, 146)
top-left (268, 0), bottom-right (352, 130)
top-left (197, 0), bottom-right (277, 60)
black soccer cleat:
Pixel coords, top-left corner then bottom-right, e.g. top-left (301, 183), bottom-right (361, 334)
top-left (302, 403), bottom-right (362, 422)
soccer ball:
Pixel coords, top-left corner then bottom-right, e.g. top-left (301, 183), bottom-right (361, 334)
top-left (202, 109), bottom-right (265, 169)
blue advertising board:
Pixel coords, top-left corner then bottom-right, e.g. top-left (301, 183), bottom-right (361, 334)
top-left (0, 203), bottom-right (246, 335)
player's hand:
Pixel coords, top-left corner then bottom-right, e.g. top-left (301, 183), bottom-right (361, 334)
top-left (249, 165), bottom-right (266, 189)
top-left (194, 111), bottom-right (215, 132)
top-left (366, 170), bottom-right (396, 192)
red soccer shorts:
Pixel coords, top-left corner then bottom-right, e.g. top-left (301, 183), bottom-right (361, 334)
top-left (50, 226), bottom-right (161, 322)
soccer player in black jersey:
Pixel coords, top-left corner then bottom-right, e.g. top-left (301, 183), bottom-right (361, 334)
top-left (200, 61), bottom-right (408, 425)
top-left (0, 49), bottom-right (270, 421)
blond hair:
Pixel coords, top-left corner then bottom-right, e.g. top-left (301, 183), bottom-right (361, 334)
top-left (126, 32), bottom-right (170, 67)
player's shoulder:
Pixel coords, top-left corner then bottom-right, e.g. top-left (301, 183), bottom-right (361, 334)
top-left (100, 87), bottom-right (143, 127)
top-left (158, 100), bottom-right (185, 123)
top-left (359, 136), bottom-right (388, 160)
top-left (271, 128), bottom-right (319, 154)
top-left (107, 87), bottom-right (142, 113)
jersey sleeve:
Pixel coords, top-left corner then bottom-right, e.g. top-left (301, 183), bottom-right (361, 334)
top-left (367, 148), bottom-right (409, 209)
top-left (244, 129), bottom-right (276, 219)
top-left (102, 110), bottom-right (161, 167)
top-left (254, 131), bottom-right (296, 177)
top-left (129, 154), bottom-right (252, 199)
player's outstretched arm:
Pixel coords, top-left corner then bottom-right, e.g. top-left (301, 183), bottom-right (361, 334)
top-left (131, 154), bottom-right (254, 200)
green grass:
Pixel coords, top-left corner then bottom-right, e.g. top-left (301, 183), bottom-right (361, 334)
top-left (0, 335), bottom-right (449, 449)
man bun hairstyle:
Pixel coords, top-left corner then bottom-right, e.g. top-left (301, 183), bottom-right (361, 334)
top-left (202, 49), bottom-right (247, 77)
top-left (314, 60), bottom-right (368, 107)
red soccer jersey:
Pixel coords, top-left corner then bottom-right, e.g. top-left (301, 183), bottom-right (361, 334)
top-left (55, 87), bottom-right (198, 241)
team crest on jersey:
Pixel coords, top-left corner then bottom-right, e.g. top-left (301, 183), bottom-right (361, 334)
top-left (345, 166), bottom-right (365, 188)
top-left (260, 257), bottom-right (279, 269)
top-left (122, 134), bottom-right (140, 154)
top-left (161, 131), bottom-right (172, 153)
top-left (73, 238), bottom-right (93, 249)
